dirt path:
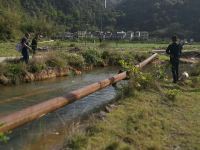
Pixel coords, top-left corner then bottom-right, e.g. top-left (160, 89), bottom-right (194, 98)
top-left (38, 40), bottom-right (54, 44)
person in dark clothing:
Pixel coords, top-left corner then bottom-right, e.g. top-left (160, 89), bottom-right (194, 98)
top-left (20, 33), bottom-right (32, 64)
top-left (166, 36), bottom-right (184, 83)
top-left (31, 34), bottom-right (39, 57)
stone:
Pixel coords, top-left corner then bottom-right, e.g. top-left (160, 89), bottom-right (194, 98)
top-left (100, 111), bottom-right (107, 117)
top-left (108, 104), bottom-right (118, 109)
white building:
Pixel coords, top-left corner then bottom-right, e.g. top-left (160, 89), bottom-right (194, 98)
top-left (190, 39), bottom-right (194, 43)
top-left (140, 31), bottom-right (148, 40)
top-left (78, 31), bottom-right (86, 38)
top-left (125, 31), bottom-right (134, 41)
top-left (135, 31), bottom-right (141, 37)
top-left (117, 31), bottom-right (126, 40)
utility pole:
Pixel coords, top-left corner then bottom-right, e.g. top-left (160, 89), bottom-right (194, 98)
top-left (100, 0), bottom-right (106, 47)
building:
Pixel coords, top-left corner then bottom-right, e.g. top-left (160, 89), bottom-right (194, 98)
top-left (78, 31), bottom-right (86, 38)
top-left (86, 32), bottom-right (93, 38)
top-left (140, 31), bottom-right (148, 40)
top-left (117, 31), bottom-right (126, 40)
top-left (190, 39), bottom-right (194, 43)
top-left (62, 32), bottom-right (73, 39)
top-left (105, 32), bottom-right (112, 40)
top-left (135, 31), bottom-right (141, 37)
top-left (125, 31), bottom-right (134, 41)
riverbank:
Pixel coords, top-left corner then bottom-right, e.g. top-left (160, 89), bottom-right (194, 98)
top-left (61, 72), bottom-right (200, 150)
top-left (0, 49), bottom-right (150, 85)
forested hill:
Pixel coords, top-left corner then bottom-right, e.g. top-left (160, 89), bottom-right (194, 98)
top-left (0, 0), bottom-right (120, 40)
top-left (116, 0), bottom-right (200, 40)
top-left (1, 0), bottom-right (200, 41)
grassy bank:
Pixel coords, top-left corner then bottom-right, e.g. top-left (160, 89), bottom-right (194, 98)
top-left (1, 41), bottom-right (200, 57)
top-left (0, 49), bottom-right (150, 85)
top-left (61, 63), bottom-right (200, 150)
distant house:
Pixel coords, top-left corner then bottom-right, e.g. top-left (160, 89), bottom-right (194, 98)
top-left (135, 31), bottom-right (141, 37)
top-left (93, 31), bottom-right (103, 38)
top-left (184, 39), bottom-right (188, 43)
top-left (86, 32), bottom-right (93, 38)
top-left (105, 32), bottom-right (112, 40)
top-left (62, 32), bottom-right (73, 39)
top-left (140, 31), bottom-right (148, 40)
top-left (111, 32), bottom-right (117, 40)
top-left (125, 31), bottom-right (134, 41)
top-left (190, 39), bottom-right (194, 43)
top-left (78, 31), bottom-right (86, 38)
top-left (117, 31), bottom-right (126, 40)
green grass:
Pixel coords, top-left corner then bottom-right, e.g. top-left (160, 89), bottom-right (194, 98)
top-left (0, 43), bottom-right (18, 57)
top-left (1, 41), bottom-right (200, 57)
top-left (157, 54), bottom-right (170, 61)
top-left (63, 78), bottom-right (200, 150)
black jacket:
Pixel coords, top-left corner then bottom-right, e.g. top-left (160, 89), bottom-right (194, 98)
top-left (166, 43), bottom-right (183, 63)
top-left (31, 38), bottom-right (38, 50)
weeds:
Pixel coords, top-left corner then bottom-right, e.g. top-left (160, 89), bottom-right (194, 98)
top-left (167, 89), bottom-right (180, 100)
top-left (190, 61), bottom-right (200, 76)
top-left (0, 122), bottom-right (12, 143)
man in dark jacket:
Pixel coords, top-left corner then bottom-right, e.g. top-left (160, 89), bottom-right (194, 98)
top-left (31, 34), bottom-right (39, 57)
top-left (166, 36), bottom-right (184, 83)
top-left (20, 33), bottom-right (32, 64)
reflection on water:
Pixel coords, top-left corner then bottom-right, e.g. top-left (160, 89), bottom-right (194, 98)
top-left (0, 67), bottom-right (122, 150)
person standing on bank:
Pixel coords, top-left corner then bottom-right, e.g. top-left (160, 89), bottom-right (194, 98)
top-left (31, 34), bottom-right (39, 58)
top-left (166, 35), bottom-right (184, 83)
top-left (20, 33), bottom-right (32, 64)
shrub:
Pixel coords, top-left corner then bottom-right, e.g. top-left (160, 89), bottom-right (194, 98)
top-left (100, 41), bottom-right (109, 47)
top-left (80, 49), bottom-right (103, 66)
top-left (70, 43), bottom-right (76, 47)
top-left (28, 58), bottom-right (47, 73)
top-left (55, 40), bottom-right (62, 46)
top-left (57, 51), bottom-right (85, 69)
top-left (190, 62), bottom-right (200, 76)
top-left (102, 50), bottom-right (123, 66)
top-left (167, 89), bottom-right (180, 100)
top-left (45, 52), bottom-right (67, 67)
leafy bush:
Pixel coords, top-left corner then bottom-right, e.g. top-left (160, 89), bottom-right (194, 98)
top-left (28, 58), bottom-right (47, 73)
top-left (190, 62), bottom-right (200, 76)
top-left (45, 52), bottom-right (67, 67)
top-left (0, 63), bottom-right (27, 84)
top-left (100, 41), bottom-right (109, 47)
top-left (167, 89), bottom-right (180, 100)
top-left (102, 50), bottom-right (123, 66)
top-left (70, 43), bottom-right (76, 47)
top-left (56, 52), bottom-right (85, 69)
top-left (80, 49), bottom-right (103, 66)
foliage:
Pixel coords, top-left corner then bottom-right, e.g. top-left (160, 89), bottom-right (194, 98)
top-left (0, 122), bottom-right (12, 143)
top-left (100, 41), bottom-right (109, 47)
top-left (80, 49), bottom-right (103, 66)
top-left (116, 0), bottom-right (200, 40)
top-left (167, 89), bottom-right (180, 100)
top-left (152, 64), bottom-right (169, 81)
top-left (190, 62), bottom-right (200, 76)
top-left (70, 43), bottom-right (76, 47)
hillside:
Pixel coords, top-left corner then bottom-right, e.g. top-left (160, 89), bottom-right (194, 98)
top-left (115, 0), bottom-right (200, 40)
top-left (1, 0), bottom-right (200, 41)
top-left (0, 0), bottom-right (119, 40)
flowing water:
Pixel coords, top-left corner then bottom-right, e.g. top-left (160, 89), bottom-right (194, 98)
top-left (0, 67), bottom-right (124, 150)
top-left (0, 64), bottom-right (193, 150)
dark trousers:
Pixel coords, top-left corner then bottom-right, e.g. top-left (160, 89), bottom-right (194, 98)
top-left (171, 62), bottom-right (179, 83)
top-left (20, 49), bottom-right (29, 64)
top-left (32, 48), bottom-right (36, 58)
